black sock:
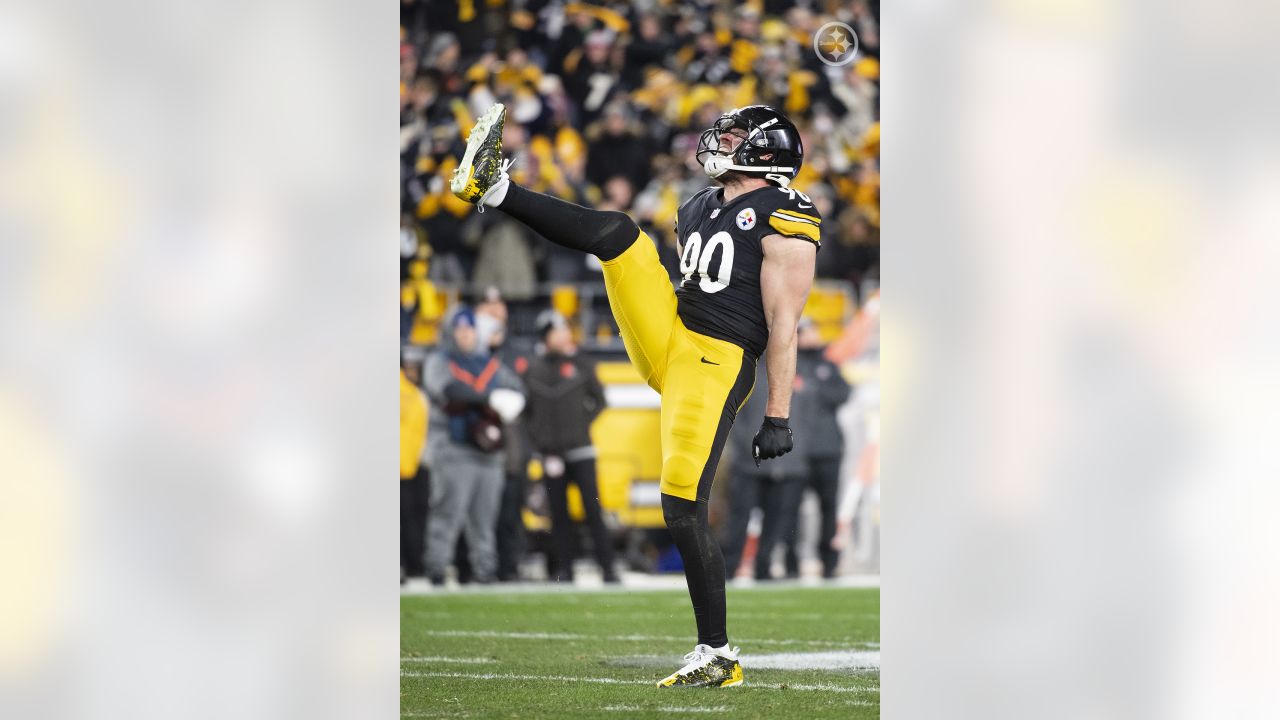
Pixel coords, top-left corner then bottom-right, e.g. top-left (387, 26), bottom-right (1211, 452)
top-left (662, 493), bottom-right (728, 648)
top-left (497, 183), bottom-right (639, 261)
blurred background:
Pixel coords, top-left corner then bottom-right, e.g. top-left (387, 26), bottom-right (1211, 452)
top-left (398, 0), bottom-right (881, 588)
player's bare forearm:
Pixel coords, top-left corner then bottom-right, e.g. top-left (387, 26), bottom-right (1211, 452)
top-left (763, 327), bottom-right (799, 417)
top-left (760, 233), bottom-right (817, 418)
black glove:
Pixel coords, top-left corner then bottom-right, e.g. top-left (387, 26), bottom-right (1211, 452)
top-left (752, 416), bottom-right (793, 467)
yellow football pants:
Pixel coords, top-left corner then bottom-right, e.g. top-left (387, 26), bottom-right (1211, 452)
top-left (600, 231), bottom-right (757, 503)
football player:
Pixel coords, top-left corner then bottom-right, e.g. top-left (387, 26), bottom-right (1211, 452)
top-left (450, 103), bottom-right (818, 688)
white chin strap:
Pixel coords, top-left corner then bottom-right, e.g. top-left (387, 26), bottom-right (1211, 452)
top-left (703, 154), bottom-right (794, 186)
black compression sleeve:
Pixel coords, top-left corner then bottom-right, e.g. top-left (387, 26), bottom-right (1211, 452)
top-left (498, 184), bottom-right (640, 262)
top-left (662, 494), bottom-right (729, 648)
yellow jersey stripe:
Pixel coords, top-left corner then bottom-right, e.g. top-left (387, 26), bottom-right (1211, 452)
top-left (767, 215), bottom-right (821, 245)
top-left (772, 209), bottom-right (821, 226)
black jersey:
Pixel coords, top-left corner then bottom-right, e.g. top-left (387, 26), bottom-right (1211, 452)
top-left (674, 185), bottom-right (822, 358)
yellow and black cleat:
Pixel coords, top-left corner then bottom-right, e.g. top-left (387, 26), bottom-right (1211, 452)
top-left (657, 646), bottom-right (744, 688)
top-left (450, 103), bottom-right (508, 204)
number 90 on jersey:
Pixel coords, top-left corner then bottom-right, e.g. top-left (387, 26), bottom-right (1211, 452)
top-left (679, 231), bottom-right (735, 294)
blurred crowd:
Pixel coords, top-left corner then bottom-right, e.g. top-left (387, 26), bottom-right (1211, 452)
top-left (400, 0), bottom-right (881, 586)
top-left (401, 297), bottom-right (627, 585)
top-left (400, 0), bottom-right (880, 300)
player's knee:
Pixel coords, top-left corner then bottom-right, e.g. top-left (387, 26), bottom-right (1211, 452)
top-left (592, 210), bottom-right (640, 261)
top-left (661, 493), bottom-right (698, 527)
top-left (659, 456), bottom-right (700, 501)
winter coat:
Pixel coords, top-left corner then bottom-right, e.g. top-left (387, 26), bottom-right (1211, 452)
top-left (523, 351), bottom-right (606, 455)
top-left (790, 347), bottom-right (853, 460)
top-left (423, 337), bottom-right (525, 467)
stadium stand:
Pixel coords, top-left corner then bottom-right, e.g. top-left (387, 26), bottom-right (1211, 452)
top-left (400, 0), bottom-right (880, 583)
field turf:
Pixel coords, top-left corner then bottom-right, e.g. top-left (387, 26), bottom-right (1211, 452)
top-left (401, 584), bottom-right (879, 719)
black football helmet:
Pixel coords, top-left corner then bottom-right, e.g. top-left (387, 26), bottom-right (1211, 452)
top-left (695, 105), bottom-right (804, 187)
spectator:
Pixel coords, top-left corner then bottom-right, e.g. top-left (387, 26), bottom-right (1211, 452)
top-left (622, 14), bottom-right (671, 89)
top-left (834, 413), bottom-right (880, 560)
top-left (562, 30), bottom-right (621, 125)
top-left (597, 176), bottom-right (635, 214)
top-left (781, 317), bottom-right (853, 579)
top-left (474, 285), bottom-right (508, 351)
top-left (719, 361), bottom-right (808, 581)
top-left (523, 310), bottom-right (618, 583)
top-left (400, 362), bottom-right (429, 582)
top-left (683, 31), bottom-right (735, 86)
top-left (585, 102), bottom-right (651, 193)
top-left (401, 258), bottom-right (444, 346)
top-left (471, 219), bottom-right (538, 300)
top-left (423, 307), bottom-right (527, 585)
top-left (401, 212), bottom-right (422, 280)
top-left (477, 289), bottom-right (536, 582)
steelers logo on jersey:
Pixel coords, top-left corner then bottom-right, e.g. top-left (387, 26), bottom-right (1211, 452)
top-left (736, 208), bottom-right (756, 230)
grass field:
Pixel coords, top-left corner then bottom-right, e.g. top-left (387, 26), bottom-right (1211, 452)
top-left (401, 584), bottom-right (880, 719)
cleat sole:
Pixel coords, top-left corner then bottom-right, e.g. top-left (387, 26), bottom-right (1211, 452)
top-left (450, 103), bottom-right (505, 196)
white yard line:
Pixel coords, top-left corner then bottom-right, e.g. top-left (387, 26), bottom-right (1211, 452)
top-left (609, 649), bottom-right (881, 671)
top-left (419, 629), bottom-right (865, 647)
top-left (421, 629), bottom-right (583, 640)
top-left (601, 706), bottom-right (729, 713)
top-left (739, 650), bottom-right (881, 670)
top-left (784, 682), bottom-right (880, 694)
top-left (402, 670), bottom-right (636, 686)
top-left (401, 670), bottom-right (877, 695)
top-left (509, 611), bottom-right (845, 622)
top-left (400, 656), bottom-right (496, 664)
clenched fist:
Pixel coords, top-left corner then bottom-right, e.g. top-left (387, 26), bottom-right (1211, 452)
top-left (752, 416), bottom-right (794, 466)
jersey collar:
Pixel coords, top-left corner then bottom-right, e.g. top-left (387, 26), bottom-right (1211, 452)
top-left (711, 183), bottom-right (775, 210)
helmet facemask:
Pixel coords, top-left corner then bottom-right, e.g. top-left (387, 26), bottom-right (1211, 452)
top-left (695, 112), bottom-right (801, 186)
